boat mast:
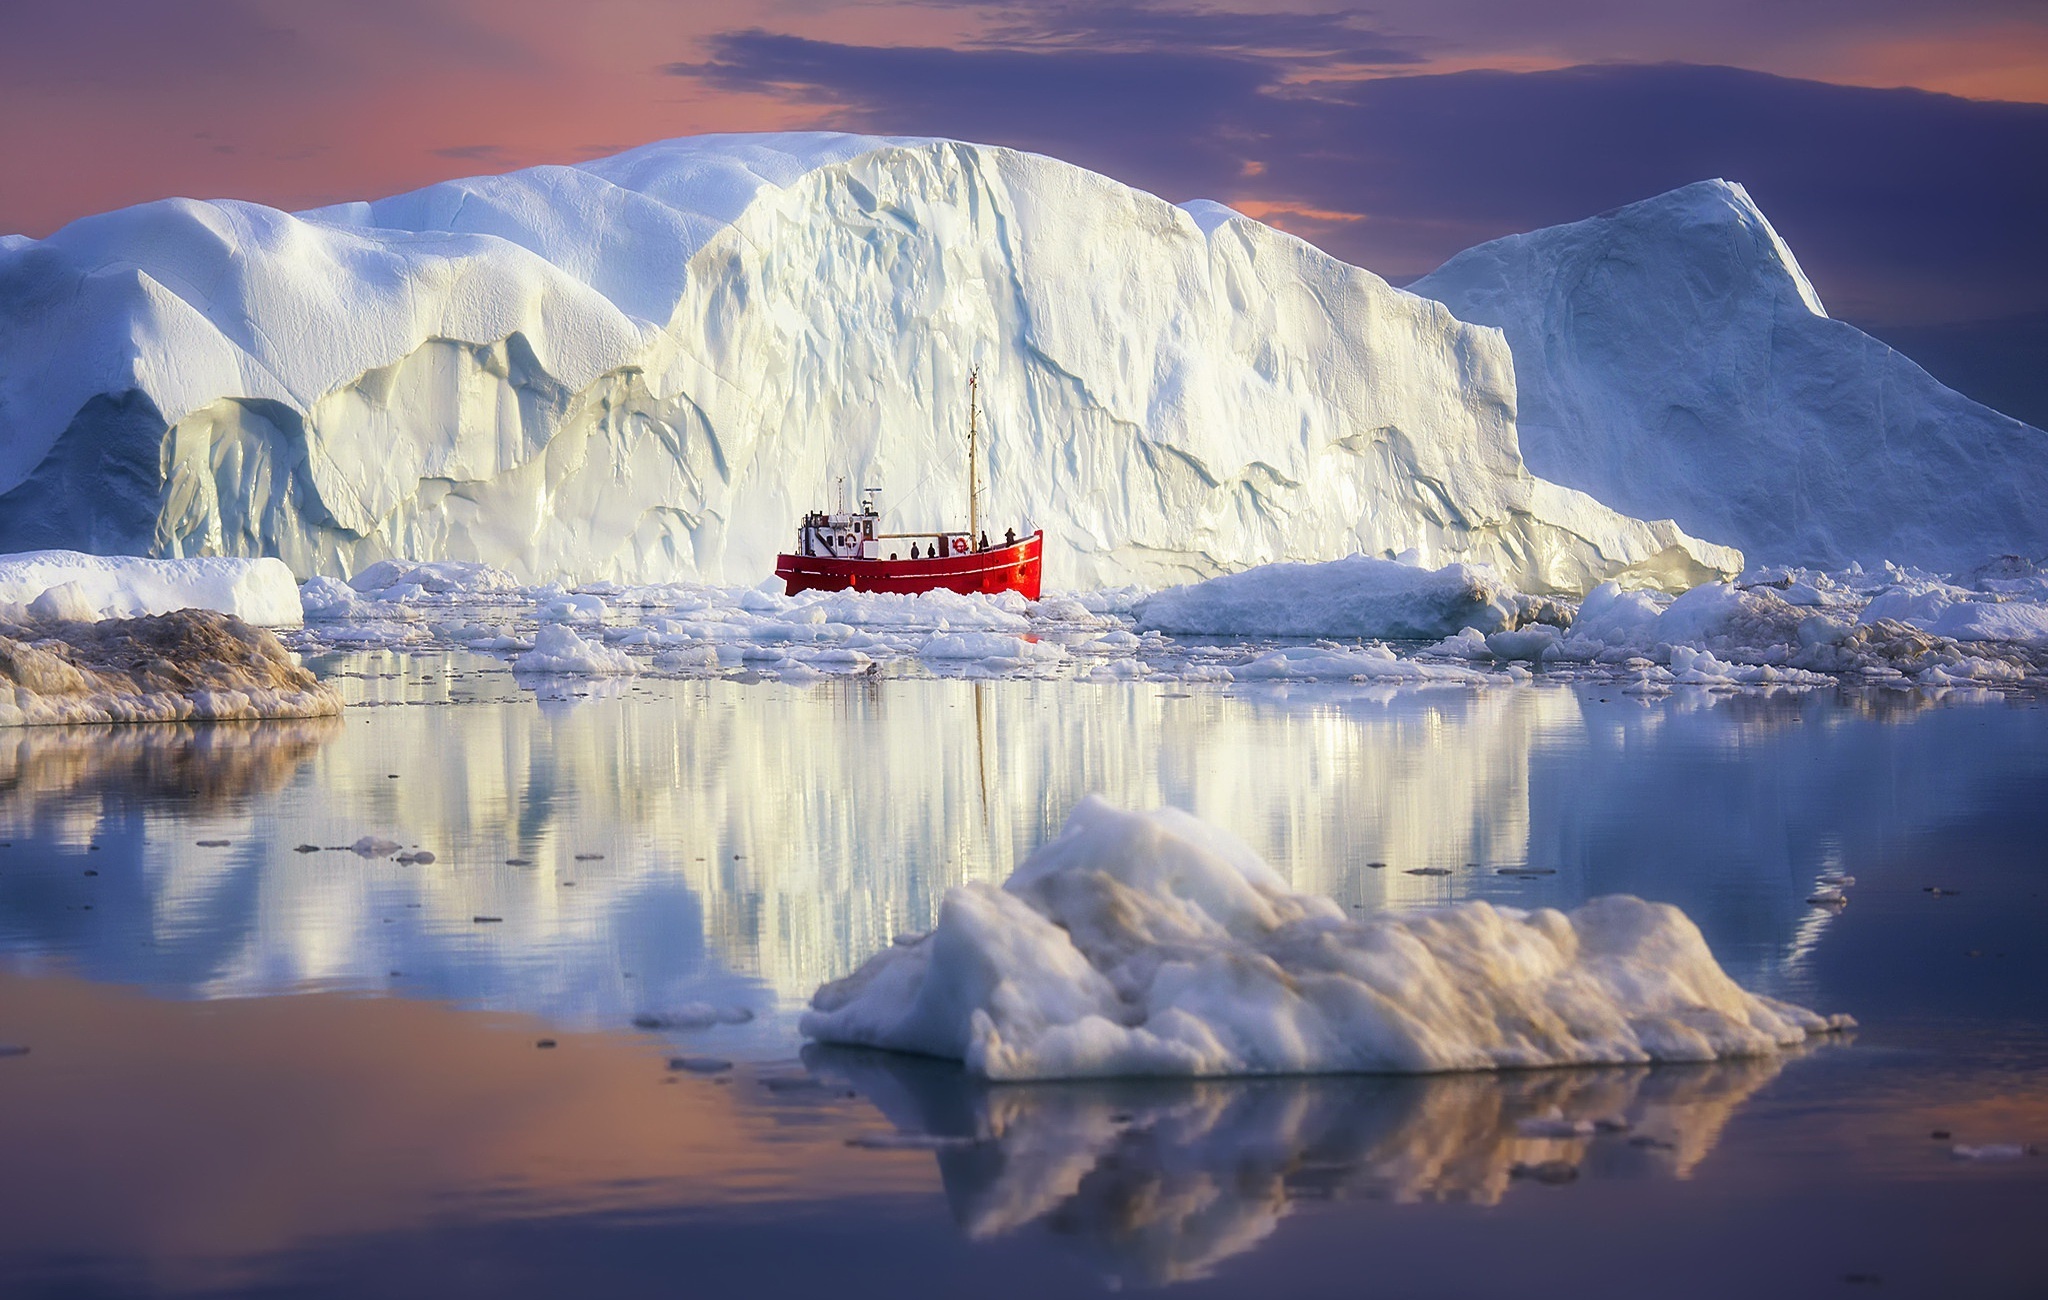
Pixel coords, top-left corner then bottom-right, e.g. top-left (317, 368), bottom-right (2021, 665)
top-left (966, 368), bottom-right (981, 545)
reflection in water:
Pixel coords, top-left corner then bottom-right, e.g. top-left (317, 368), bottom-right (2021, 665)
top-left (809, 1047), bottom-right (1795, 1287)
top-left (0, 667), bottom-right (2043, 1037)
top-left (0, 718), bottom-right (340, 830)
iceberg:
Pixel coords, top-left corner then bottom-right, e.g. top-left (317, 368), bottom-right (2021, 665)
top-left (801, 796), bottom-right (1849, 1080)
top-left (1410, 180), bottom-right (2048, 573)
top-left (0, 134), bottom-right (1732, 594)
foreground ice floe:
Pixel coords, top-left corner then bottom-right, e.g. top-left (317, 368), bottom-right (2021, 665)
top-left (0, 608), bottom-right (342, 726)
top-left (0, 551), bottom-right (302, 627)
top-left (801, 797), bottom-right (1851, 1080)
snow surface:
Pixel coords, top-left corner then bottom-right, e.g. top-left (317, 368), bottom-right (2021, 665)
top-left (0, 608), bottom-right (341, 727)
top-left (0, 134), bottom-right (1731, 595)
top-left (1410, 180), bottom-right (2048, 572)
top-left (0, 550), bottom-right (301, 626)
top-left (801, 796), bottom-right (1849, 1080)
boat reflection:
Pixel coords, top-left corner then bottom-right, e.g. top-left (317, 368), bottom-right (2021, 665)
top-left (807, 1046), bottom-right (1803, 1287)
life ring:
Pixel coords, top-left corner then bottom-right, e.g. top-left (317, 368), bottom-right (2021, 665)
top-left (951, 536), bottom-right (970, 555)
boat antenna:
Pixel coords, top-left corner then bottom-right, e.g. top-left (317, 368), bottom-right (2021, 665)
top-left (966, 368), bottom-right (981, 544)
top-left (837, 476), bottom-right (846, 515)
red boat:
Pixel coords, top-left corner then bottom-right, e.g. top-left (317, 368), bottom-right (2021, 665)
top-left (775, 371), bottom-right (1044, 599)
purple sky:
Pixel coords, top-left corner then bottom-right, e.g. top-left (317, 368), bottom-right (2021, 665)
top-left (5, 1), bottom-right (2046, 340)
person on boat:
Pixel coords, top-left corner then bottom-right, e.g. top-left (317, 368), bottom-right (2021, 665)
top-left (910, 542), bottom-right (920, 559)
top-left (1005, 528), bottom-right (1016, 547)
top-left (979, 531), bottom-right (990, 551)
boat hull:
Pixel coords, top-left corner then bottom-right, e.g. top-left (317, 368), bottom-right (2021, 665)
top-left (776, 532), bottom-right (1043, 599)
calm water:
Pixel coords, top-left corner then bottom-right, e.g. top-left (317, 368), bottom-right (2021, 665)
top-left (1, 661), bottom-right (2045, 1297)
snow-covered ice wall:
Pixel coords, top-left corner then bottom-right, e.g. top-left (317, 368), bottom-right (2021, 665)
top-left (1410, 180), bottom-right (2048, 574)
top-left (0, 133), bottom-right (1733, 594)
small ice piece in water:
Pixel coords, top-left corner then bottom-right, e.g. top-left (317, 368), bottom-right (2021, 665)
top-left (1485, 625), bottom-right (1562, 662)
top-left (516, 624), bottom-right (637, 676)
top-left (350, 836), bottom-right (402, 857)
top-left (395, 850), bottom-right (436, 865)
top-left (802, 795), bottom-right (1853, 1081)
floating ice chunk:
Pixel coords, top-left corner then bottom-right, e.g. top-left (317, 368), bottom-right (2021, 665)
top-left (652, 645), bottom-right (721, 673)
top-left (1234, 646), bottom-right (1483, 683)
top-left (348, 559), bottom-right (520, 598)
top-left (349, 836), bottom-right (401, 857)
top-left (1860, 583), bottom-right (1966, 627)
top-left (1423, 627), bottom-right (1492, 659)
top-left (515, 625), bottom-right (637, 676)
top-left (0, 608), bottom-right (341, 727)
top-left (1928, 601), bottom-right (2048, 646)
top-left (298, 576), bottom-right (361, 620)
top-left (920, 632), bottom-right (1067, 665)
top-left (802, 796), bottom-right (1850, 1080)
top-left (1137, 555), bottom-right (1521, 640)
top-left (537, 593), bottom-right (609, 625)
top-left (0, 551), bottom-right (303, 627)
top-left (1486, 625), bottom-right (1562, 662)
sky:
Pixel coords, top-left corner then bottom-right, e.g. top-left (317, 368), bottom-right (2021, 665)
top-left (4, 1), bottom-right (2046, 410)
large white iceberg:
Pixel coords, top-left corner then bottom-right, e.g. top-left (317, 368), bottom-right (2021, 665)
top-left (1410, 180), bottom-right (2048, 573)
top-left (0, 133), bottom-right (1732, 595)
top-left (802, 796), bottom-right (1849, 1080)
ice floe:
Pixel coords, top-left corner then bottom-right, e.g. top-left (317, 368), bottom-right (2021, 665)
top-left (0, 551), bottom-right (303, 627)
top-left (802, 796), bottom-right (1851, 1080)
top-left (515, 624), bottom-right (637, 676)
top-left (272, 552), bottom-right (2048, 695)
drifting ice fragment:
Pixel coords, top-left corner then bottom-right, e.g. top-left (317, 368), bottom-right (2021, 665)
top-left (802, 796), bottom-right (1852, 1080)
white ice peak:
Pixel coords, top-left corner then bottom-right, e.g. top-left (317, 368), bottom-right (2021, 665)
top-left (1411, 178), bottom-right (2048, 572)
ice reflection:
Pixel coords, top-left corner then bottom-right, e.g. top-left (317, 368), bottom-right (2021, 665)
top-left (0, 669), bottom-right (2042, 1037)
top-left (809, 1047), bottom-right (1797, 1287)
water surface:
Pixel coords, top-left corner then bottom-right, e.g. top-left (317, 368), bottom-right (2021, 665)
top-left (1, 666), bottom-right (2043, 1296)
